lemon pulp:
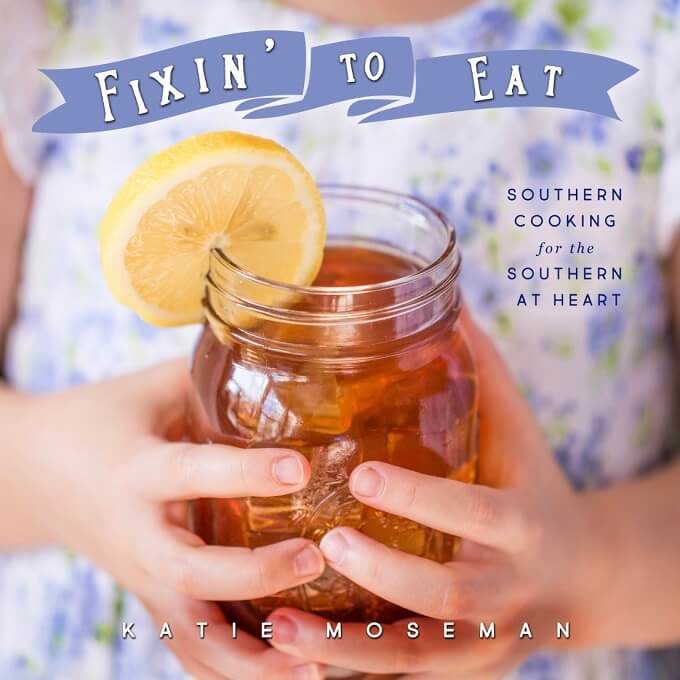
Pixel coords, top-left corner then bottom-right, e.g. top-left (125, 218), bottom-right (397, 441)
top-left (99, 132), bottom-right (326, 326)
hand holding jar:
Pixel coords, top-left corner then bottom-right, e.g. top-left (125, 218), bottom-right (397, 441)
top-left (264, 311), bottom-right (611, 678)
top-left (9, 361), bottom-right (324, 680)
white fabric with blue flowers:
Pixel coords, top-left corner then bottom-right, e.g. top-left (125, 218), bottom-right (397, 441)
top-left (1, 0), bottom-right (679, 678)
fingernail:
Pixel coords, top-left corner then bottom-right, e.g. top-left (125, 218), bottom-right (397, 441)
top-left (270, 615), bottom-right (297, 643)
top-left (320, 531), bottom-right (349, 565)
top-left (273, 455), bottom-right (304, 485)
top-left (351, 466), bottom-right (384, 497)
top-left (294, 545), bottom-right (324, 578)
top-left (291, 664), bottom-right (321, 680)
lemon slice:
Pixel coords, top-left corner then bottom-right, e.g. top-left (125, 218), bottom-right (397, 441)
top-left (99, 131), bottom-right (326, 326)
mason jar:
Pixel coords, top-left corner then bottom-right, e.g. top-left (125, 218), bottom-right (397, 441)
top-left (188, 185), bottom-right (478, 630)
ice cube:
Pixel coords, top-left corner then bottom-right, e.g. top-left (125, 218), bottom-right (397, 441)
top-left (223, 363), bottom-right (301, 441)
top-left (274, 372), bottom-right (353, 436)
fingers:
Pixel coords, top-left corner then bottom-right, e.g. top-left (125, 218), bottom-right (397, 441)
top-left (144, 529), bottom-right (325, 601)
top-left (174, 655), bottom-right (225, 680)
top-left (458, 308), bottom-right (551, 485)
top-left (220, 644), bottom-right (324, 680)
top-left (147, 588), bottom-right (324, 680)
top-left (267, 612), bottom-right (508, 677)
top-left (173, 621), bottom-right (323, 680)
top-left (133, 441), bottom-right (311, 500)
top-left (267, 612), bottom-right (445, 675)
top-left (165, 500), bottom-right (188, 527)
top-left (349, 462), bottom-right (525, 550)
top-left (407, 668), bottom-right (503, 680)
top-left (318, 527), bottom-right (505, 620)
top-left (458, 308), bottom-right (517, 400)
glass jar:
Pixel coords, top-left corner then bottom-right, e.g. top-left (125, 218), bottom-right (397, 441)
top-left (188, 186), bottom-right (478, 630)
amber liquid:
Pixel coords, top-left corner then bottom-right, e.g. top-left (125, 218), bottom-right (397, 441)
top-left (189, 244), bottom-right (478, 629)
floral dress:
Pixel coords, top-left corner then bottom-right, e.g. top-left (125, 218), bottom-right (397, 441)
top-left (1, 0), bottom-right (679, 678)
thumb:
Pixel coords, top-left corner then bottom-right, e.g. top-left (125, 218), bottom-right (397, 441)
top-left (459, 307), bottom-right (548, 487)
top-left (122, 358), bottom-right (193, 436)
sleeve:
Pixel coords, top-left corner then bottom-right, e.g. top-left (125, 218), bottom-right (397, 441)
top-left (0, 1), bottom-right (57, 184)
top-left (655, 2), bottom-right (680, 255)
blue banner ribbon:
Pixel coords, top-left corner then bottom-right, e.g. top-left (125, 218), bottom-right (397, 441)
top-left (33, 31), bottom-right (638, 133)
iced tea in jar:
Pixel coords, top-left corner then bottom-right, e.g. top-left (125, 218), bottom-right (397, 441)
top-left (188, 186), bottom-right (478, 628)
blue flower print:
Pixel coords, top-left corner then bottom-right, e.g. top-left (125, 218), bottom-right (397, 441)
top-left (464, 182), bottom-right (498, 227)
top-left (658, 0), bottom-right (679, 17)
top-left (642, 646), bottom-right (680, 680)
top-left (533, 20), bottom-right (567, 47)
top-left (555, 415), bottom-right (609, 489)
top-left (0, 656), bottom-right (34, 680)
top-left (586, 308), bottom-right (625, 358)
top-left (561, 113), bottom-right (608, 144)
top-left (626, 144), bottom-right (665, 174)
top-left (472, 7), bottom-right (519, 48)
top-left (436, 6), bottom-right (518, 50)
top-left (517, 650), bottom-right (564, 679)
top-left (626, 145), bottom-right (645, 172)
top-left (40, 138), bottom-right (62, 163)
top-left (141, 16), bottom-right (188, 45)
top-left (631, 251), bottom-right (669, 355)
top-left (525, 141), bottom-right (562, 178)
top-left (37, 559), bottom-right (104, 678)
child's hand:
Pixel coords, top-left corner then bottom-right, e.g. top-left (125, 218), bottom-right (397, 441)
top-left (265, 312), bottom-right (609, 678)
top-left (18, 361), bottom-right (324, 680)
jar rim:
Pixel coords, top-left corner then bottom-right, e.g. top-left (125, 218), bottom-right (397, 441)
top-left (210, 184), bottom-right (459, 296)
